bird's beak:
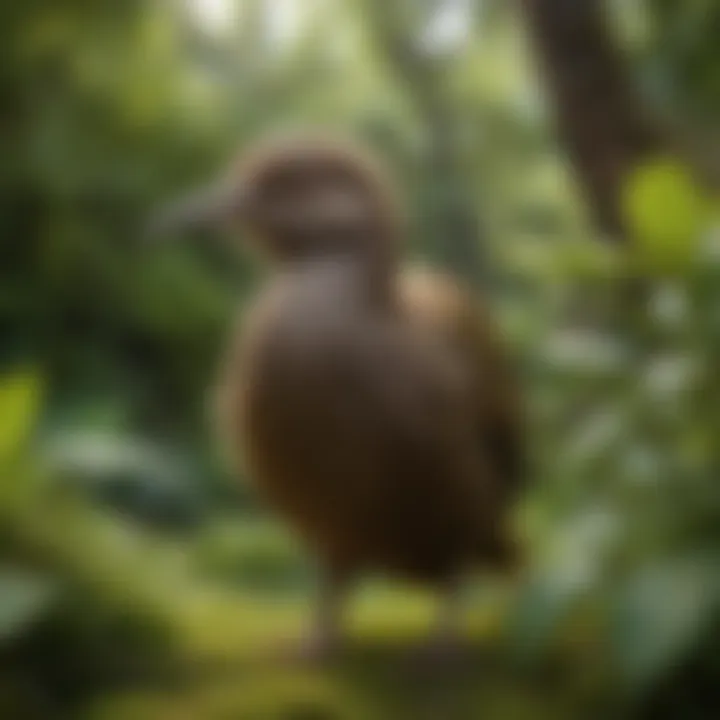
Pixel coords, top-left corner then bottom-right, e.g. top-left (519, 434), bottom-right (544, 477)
top-left (145, 181), bottom-right (247, 240)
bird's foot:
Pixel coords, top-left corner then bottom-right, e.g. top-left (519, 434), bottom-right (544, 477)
top-left (276, 630), bottom-right (341, 667)
top-left (408, 633), bottom-right (469, 676)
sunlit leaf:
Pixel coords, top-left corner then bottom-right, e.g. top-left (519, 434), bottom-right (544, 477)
top-left (0, 371), bottom-right (43, 465)
top-left (623, 158), bottom-right (711, 272)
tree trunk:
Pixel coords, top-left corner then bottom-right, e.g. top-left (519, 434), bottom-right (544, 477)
top-left (520, 0), bottom-right (660, 240)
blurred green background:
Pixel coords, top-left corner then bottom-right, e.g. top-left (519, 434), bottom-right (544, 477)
top-left (1, 1), bottom-right (718, 718)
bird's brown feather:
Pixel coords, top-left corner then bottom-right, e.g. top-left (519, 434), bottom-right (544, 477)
top-left (208, 135), bottom-right (524, 585)
top-left (215, 262), bottom-right (522, 583)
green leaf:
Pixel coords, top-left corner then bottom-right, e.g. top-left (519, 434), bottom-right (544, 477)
top-left (622, 158), bottom-right (711, 273)
top-left (506, 568), bottom-right (585, 663)
top-left (558, 239), bottom-right (625, 280)
top-left (0, 569), bottom-right (58, 644)
top-left (0, 370), bottom-right (44, 465)
top-left (507, 508), bottom-right (621, 663)
top-left (610, 554), bottom-right (719, 692)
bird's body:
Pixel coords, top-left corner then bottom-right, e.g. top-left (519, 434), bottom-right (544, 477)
top-left (158, 132), bottom-right (523, 656)
top-left (216, 260), bottom-right (520, 585)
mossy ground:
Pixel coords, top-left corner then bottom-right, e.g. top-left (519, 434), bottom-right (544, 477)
top-left (85, 585), bottom-right (604, 720)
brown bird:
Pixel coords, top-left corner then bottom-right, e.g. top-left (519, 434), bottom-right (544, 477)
top-left (154, 132), bottom-right (524, 660)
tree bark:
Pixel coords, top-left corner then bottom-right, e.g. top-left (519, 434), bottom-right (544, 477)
top-left (520, 0), bottom-right (660, 240)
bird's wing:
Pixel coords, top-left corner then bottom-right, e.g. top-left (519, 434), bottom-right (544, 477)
top-left (398, 267), bottom-right (525, 504)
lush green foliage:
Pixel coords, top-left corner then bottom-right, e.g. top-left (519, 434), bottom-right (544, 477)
top-left (1, 1), bottom-right (717, 718)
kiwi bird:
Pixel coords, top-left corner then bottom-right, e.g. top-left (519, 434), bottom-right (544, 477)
top-left (154, 132), bottom-right (524, 658)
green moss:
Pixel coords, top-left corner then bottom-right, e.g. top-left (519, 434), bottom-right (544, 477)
top-left (83, 585), bottom-right (599, 720)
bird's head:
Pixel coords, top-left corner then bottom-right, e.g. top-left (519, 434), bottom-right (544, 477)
top-left (151, 132), bottom-right (401, 265)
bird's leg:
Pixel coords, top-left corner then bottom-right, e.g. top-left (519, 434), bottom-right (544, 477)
top-left (294, 565), bottom-right (350, 663)
top-left (417, 577), bottom-right (467, 667)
